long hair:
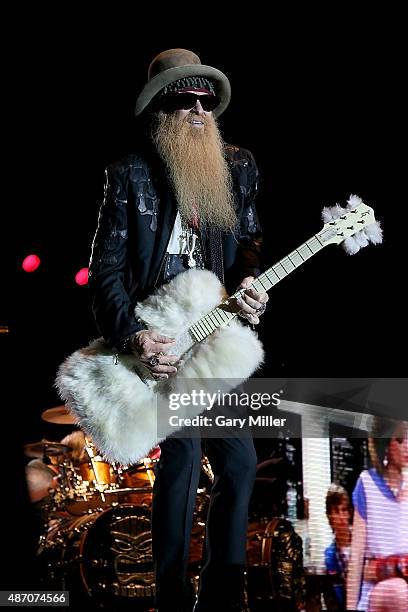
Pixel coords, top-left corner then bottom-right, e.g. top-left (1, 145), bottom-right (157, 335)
top-left (368, 416), bottom-right (399, 474)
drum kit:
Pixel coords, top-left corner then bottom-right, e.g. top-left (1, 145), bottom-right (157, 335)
top-left (25, 405), bottom-right (210, 608)
top-left (25, 406), bottom-right (305, 610)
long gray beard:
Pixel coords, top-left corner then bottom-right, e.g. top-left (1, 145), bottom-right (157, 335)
top-left (151, 111), bottom-right (237, 230)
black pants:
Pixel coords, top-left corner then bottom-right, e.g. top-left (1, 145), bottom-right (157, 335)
top-left (152, 435), bottom-right (257, 610)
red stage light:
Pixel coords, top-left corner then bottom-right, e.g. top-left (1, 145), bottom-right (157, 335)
top-left (75, 267), bottom-right (89, 286)
top-left (22, 254), bottom-right (41, 272)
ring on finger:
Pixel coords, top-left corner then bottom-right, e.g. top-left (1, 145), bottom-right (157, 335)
top-left (256, 303), bottom-right (266, 314)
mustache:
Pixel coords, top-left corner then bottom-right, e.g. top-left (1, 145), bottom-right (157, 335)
top-left (184, 113), bottom-right (210, 126)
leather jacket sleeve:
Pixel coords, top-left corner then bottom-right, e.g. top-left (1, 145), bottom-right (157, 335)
top-left (88, 164), bottom-right (144, 349)
top-left (235, 149), bottom-right (263, 280)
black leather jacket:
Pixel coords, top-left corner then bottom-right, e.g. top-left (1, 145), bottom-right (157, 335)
top-left (88, 141), bottom-right (263, 349)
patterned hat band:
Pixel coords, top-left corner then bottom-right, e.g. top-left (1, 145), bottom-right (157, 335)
top-left (135, 49), bottom-right (231, 117)
top-left (161, 76), bottom-right (216, 96)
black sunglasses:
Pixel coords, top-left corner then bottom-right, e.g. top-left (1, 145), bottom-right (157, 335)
top-left (159, 92), bottom-right (221, 113)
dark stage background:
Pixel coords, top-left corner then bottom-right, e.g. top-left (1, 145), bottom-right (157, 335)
top-left (4, 13), bottom-right (407, 589)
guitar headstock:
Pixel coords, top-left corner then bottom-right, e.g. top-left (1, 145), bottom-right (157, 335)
top-left (317, 195), bottom-right (383, 254)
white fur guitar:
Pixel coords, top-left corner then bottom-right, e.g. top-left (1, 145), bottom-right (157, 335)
top-left (56, 195), bottom-right (382, 464)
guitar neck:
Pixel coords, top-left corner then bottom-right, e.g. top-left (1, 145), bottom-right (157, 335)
top-left (251, 234), bottom-right (324, 293)
top-left (189, 234), bottom-right (325, 342)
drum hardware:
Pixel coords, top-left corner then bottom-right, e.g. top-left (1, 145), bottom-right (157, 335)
top-left (141, 457), bottom-right (156, 487)
top-left (200, 455), bottom-right (214, 484)
top-left (113, 458), bottom-right (157, 506)
top-left (246, 516), bottom-right (305, 610)
top-left (47, 437), bottom-right (123, 515)
top-left (24, 441), bottom-right (73, 459)
top-left (83, 436), bottom-right (113, 500)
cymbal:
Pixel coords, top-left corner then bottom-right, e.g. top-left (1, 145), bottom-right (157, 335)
top-left (41, 405), bottom-right (78, 425)
top-left (24, 440), bottom-right (73, 458)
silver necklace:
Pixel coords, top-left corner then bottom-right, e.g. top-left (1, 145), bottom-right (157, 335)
top-left (180, 221), bottom-right (198, 268)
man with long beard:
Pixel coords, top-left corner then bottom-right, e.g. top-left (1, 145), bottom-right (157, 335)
top-left (88, 49), bottom-right (268, 612)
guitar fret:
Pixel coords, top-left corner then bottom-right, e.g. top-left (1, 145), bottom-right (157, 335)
top-left (253, 277), bottom-right (268, 292)
top-left (265, 269), bottom-right (280, 285)
top-left (207, 310), bottom-right (220, 327)
top-left (208, 308), bottom-right (220, 329)
top-left (261, 275), bottom-right (273, 290)
top-left (200, 318), bottom-right (213, 335)
top-left (190, 232), bottom-right (327, 345)
top-left (219, 308), bottom-right (231, 323)
top-left (289, 250), bottom-right (304, 266)
top-left (190, 325), bottom-right (204, 341)
top-left (298, 243), bottom-right (314, 259)
top-left (203, 319), bottom-right (215, 334)
top-left (273, 263), bottom-right (287, 280)
top-left (216, 308), bottom-right (229, 323)
top-left (207, 313), bottom-right (220, 331)
top-left (281, 256), bottom-right (296, 273)
top-left (208, 316), bottom-right (218, 330)
top-left (195, 323), bottom-right (207, 341)
top-left (203, 312), bottom-right (216, 328)
top-left (201, 323), bottom-right (211, 338)
top-left (307, 238), bottom-right (322, 254)
top-left (196, 322), bottom-right (209, 339)
top-left (214, 308), bottom-right (229, 325)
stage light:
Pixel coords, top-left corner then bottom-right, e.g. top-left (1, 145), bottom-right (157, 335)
top-left (75, 267), bottom-right (89, 286)
top-left (22, 254), bottom-right (41, 272)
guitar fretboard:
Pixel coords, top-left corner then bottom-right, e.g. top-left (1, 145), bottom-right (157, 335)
top-left (189, 235), bottom-right (324, 342)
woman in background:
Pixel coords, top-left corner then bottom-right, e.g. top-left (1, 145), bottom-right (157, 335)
top-left (347, 417), bottom-right (408, 611)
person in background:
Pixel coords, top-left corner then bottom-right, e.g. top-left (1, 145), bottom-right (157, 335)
top-left (59, 430), bottom-right (87, 463)
top-left (347, 418), bottom-right (408, 611)
top-left (324, 483), bottom-right (352, 609)
top-left (25, 459), bottom-right (59, 504)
